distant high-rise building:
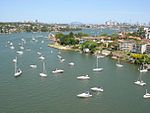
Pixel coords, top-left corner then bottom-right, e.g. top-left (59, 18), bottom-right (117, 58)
top-left (35, 19), bottom-right (38, 23)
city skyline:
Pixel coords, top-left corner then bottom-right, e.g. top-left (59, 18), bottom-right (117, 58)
top-left (1, 0), bottom-right (150, 24)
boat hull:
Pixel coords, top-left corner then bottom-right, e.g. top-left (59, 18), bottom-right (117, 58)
top-left (40, 73), bottom-right (47, 77)
top-left (93, 68), bottom-right (103, 72)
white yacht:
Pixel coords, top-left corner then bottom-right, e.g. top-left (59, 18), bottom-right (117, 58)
top-left (52, 69), bottom-right (64, 74)
top-left (14, 57), bottom-right (22, 77)
top-left (77, 91), bottom-right (92, 98)
top-left (30, 64), bottom-right (37, 69)
top-left (69, 62), bottom-right (75, 66)
top-left (91, 86), bottom-right (104, 92)
top-left (17, 51), bottom-right (23, 55)
top-left (93, 56), bottom-right (103, 72)
top-left (143, 89), bottom-right (150, 98)
top-left (39, 61), bottom-right (47, 77)
top-left (77, 75), bottom-right (90, 80)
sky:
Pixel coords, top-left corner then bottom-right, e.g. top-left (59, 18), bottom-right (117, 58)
top-left (0, 0), bottom-right (150, 24)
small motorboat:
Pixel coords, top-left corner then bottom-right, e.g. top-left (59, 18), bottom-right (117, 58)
top-left (116, 63), bottom-right (123, 67)
top-left (77, 91), bottom-right (92, 98)
top-left (17, 51), bottom-right (23, 55)
top-left (69, 62), bottom-right (75, 66)
top-left (37, 52), bottom-right (42, 55)
top-left (91, 86), bottom-right (104, 92)
top-left (77, 75), bottom-right (90, 80)
top-left (143, 89), bottom-right (150, 98)
top-left (52, 69), bottom-right (64, 74)
top-left (39, 73), bottom-right (47, 77)
top-left (30, 64), bottom-right (37, 69)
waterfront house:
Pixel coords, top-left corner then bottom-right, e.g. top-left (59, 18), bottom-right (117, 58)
top-left (131, 44), bottom-right (147, 54)
top-left (145, 44), bottom-right (150, 54)
top-left (144, 28), bottom-right (150, 39)
top-left (118, 40), bottom-right (135, 52)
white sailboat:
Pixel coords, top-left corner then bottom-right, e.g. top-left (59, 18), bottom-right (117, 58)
top-left (93, 56), bottom-right (103, 72)
top-left (143, 89), bottom-right (150, 98)
top-left (39, 61), bottom-right (47, 77)
top-left (139, 64), bottom-right (148, 72)
top-left (14, 57), bottom-right (22, 77)
top-left (116, 58), bottom-right (123, 67)
top-left (134, 73), bottom-right (146, 86)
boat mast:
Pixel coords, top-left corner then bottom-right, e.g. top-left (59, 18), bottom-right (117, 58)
top-left (43, 61), bottom-right (46, 74)
top-left (15, 57), bottom-right (17, 73)
top-left (96, 56), bottom-right (99, 68)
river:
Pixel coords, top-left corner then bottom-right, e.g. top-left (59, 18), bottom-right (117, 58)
top-left (0, 32), bottom-right (150, 113)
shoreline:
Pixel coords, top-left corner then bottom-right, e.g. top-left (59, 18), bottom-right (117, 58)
top-left (48, 43), bottom-right (80, 52)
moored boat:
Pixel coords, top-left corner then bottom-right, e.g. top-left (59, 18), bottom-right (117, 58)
top-left (77, 91), bottom-right (92, 98)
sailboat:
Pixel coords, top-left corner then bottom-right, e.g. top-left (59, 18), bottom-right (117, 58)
top-left (116, 58), bottom-right (123, 67)
top-left (143, 89), bottom-right (150, 98)
top-left (93, 56), bottom-right (103, 72)
top-left (40, 61), bottom-right (47, 77)
top-left (14, 57), bottom-right (22, 77)
top-left (134, 73), bottom-right (146, 86)
top-left (138, 63), bottom-right (148, 72)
